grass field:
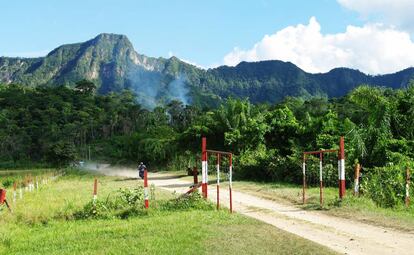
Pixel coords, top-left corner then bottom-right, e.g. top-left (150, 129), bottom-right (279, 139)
top-left (0, 169), bottom-right (336, 255)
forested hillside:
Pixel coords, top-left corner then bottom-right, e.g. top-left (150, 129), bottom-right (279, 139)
top-left (2, 34), bottom-right (414, 108)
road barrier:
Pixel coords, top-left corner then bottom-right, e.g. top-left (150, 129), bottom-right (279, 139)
top-left (201, 137), bottom-right (233, 213)
top-left (302, 136), bottom-right (345, 206)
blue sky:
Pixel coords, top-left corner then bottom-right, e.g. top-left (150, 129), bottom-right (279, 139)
top-left (1, 1), bottom-right (413, 74)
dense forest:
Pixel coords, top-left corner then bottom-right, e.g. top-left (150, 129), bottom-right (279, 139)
top-left (0, 80), bottom-right (413, 207)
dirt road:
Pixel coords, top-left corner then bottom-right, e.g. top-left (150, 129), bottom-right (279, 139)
top-left (96, 167), bottom-right (414, 255)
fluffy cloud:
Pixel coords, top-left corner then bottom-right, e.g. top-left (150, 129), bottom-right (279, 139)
top-left (223, 17), bottom-right (414, 74)
top-left (338, 0), bottom-right (414, 31)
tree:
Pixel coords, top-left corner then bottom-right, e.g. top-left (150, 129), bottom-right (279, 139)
top-left (46, 141), bottom-right (77, 167)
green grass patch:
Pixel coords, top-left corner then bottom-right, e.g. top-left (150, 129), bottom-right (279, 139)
top-left (0, 169), bottom-right (336, 255)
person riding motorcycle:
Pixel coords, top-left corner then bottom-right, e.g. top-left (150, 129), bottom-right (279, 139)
top-left (138, 162), bottom-right (146, 179)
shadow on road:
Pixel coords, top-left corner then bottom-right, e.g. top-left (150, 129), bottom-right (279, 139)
top-left (149, 175), bottom-right (188, 180)
top-left (158, 183), bottom-right (193, 188)
top-left (114, 177), bottom-right (139, 182)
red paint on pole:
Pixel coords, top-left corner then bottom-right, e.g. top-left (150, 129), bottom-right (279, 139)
top-left (201, 137), bottom-right (208, 198)
top-left (338, 136), bottom-right (346, 199)
top-left (144, 168), bottom-right (149, 209)
top-left (201, 137), bottom-right (207, 162)
top-left (93, 178), bottom-right (98, 195)
top-left (0, 189), bottom-right (6, 204)
top-left (0, 189), bottom-right (11, 211)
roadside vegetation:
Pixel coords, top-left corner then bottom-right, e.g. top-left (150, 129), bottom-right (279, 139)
top-left (0, 169), bottom-right (336, 255)
top-left (0, 82), bottom-right (413, 210)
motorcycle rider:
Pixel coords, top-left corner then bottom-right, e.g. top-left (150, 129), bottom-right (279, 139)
top-left (138, 162), bottom-right (146, 179)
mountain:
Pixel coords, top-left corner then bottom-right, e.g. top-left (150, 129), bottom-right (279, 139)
top-left (1, 33), bottom-right (414, 107)
top-left (201, 62), bottom-right (414, 104)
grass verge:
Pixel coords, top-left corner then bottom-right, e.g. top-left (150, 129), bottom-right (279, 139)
top-left (0, 169), bottom-right (336, 255)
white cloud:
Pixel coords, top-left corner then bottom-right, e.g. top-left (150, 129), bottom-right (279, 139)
top-left (338, 0), bottom-right (414, 31)
top-left (223, 17), bottom-right (414, 74)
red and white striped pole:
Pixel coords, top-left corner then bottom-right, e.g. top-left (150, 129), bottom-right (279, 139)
top-left (302, 154), bottom-right (306, 204)
top-left (338, 136), bottom-right (346, 199)
top-left (406, 167), bottom-right (410, 207)
top-left (216, 153), bottom-right (220, 210)
top-left (319, 153), bottom-right (323, 207)
top-left (354, 163), bottom-right (361, 196)
top-left (93, 178), bottom-right (98, 203)
top-left (144, 168), bottom-right (149, 209)
top-left (201, 137), bottom-right (208, 198)
top-left (229, 153), bottom-right (233, 213)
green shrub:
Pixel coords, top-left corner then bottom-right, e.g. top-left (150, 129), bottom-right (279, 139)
top-left (361, 164), bottom-right (412, 208)
top-left (159, 192), bottom-right (214, 211)
top-left (116, 187), bottom-right (144, 207)
top-left (1, 177), bottom-right (15, 188)
top-left (74, 187), bottom-right (145, 219)
top-left (74, 199), bottom-right (114, 219)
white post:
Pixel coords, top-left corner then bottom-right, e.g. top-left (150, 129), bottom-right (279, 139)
top-left (302, 157), bottom-right (306, 204)
top-left (202, 137), bottom-right (208, 198)
top-left (216, 154), bottom-right (220, 210)
top-left (338, 136), bottom-right (346, 199)
top-left (319, 153), bottom-right (323, 207)
top-left (229, 154), bottom-right (233, 213)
